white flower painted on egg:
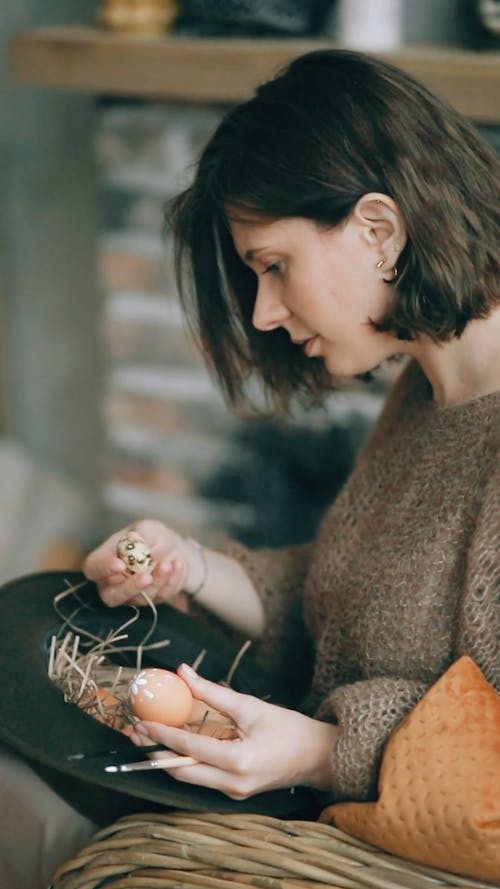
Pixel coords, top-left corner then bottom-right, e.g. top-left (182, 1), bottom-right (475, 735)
top-left (129, 671), bottom-right (150, 699)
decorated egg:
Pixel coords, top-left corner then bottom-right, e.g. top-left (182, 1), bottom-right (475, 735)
top-left (128, 668), bottom-right (193, 726)
top-left (117, 534), bottom-right (154, 574)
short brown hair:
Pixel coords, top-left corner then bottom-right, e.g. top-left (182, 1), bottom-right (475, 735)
top-left (170, 50), bottom-right (500, 410)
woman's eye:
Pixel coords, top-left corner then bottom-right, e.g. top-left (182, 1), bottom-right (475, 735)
top-left (263, 262), bottom-right (281, 275)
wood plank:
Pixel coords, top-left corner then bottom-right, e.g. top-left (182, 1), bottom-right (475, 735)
top-left (8, 26), bottom-right (500, 120)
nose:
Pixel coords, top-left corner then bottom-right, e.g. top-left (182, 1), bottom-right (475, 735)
top-left (252, 284), bottom-right (291, 332)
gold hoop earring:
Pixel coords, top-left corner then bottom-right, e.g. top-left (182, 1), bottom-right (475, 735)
top-left (383, 265), bottom-right (398, 283)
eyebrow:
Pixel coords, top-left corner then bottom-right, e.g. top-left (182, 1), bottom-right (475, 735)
top-left (244, 246), bottom-right (270, 262)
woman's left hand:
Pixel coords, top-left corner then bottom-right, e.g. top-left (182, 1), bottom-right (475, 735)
top-left (129, 663), bottom-right (338, 799)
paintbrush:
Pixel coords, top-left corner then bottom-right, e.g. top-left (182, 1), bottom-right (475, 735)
top-left (105, 754), bottom-right (197, 773)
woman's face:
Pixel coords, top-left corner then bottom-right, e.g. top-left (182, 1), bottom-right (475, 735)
top-left (230, 214), bottom-right (402, 379)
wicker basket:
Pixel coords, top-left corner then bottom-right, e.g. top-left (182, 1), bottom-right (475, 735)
top-left (51, 810), bottom-right (499, 889)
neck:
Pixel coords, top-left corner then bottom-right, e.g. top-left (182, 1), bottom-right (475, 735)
top-left (404, 307), bottom-right (500, 407)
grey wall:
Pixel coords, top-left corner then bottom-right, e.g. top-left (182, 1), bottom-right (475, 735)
top-left (0, 1), bottom-right (103, 492)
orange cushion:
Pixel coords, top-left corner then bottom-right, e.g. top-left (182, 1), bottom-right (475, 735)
top-left (320, 656), bottom-right (500, 882)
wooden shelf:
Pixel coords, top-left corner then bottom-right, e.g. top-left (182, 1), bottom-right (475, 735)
top-left (8, 26), bottom-right (500, 120)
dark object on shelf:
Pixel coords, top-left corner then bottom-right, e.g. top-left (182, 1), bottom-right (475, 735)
top-left (470, 0), bottom-right (500, 46)
top-left (173, 0), bottom-right (331, 36)
top-left (477, 0), bottom-right (500, 35)
top-left (97, 0), bottom-right (179, 34)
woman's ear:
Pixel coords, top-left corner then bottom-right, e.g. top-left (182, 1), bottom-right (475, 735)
top-left (353, 192), bottom-right (407, 264)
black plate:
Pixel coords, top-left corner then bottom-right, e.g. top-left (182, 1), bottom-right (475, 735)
top-left (0, 570), bottom-right (315, 823)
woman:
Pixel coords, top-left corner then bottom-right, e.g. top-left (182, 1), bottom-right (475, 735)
top-left (84, 49), bottom-right (499, 803)
top-left (1, 49), bottom-right (498, 888)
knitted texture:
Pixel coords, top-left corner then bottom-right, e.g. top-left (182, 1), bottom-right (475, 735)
top-left (225, 361), bottom-right (500, 801)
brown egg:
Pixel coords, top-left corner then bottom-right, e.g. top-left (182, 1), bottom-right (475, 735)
top-left (128, 668), bottom-right (193, 726)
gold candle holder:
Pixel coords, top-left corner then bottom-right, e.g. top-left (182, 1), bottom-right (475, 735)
top-left (97, 0), bottom-right (179, 36)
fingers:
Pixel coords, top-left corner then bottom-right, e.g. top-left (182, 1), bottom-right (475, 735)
top-left (99, 564), bottom-right (179, 608)
top-left (82, 529), bottom-right (130, 581)
top-left (129, 559), bottom-right (186, 606)
top-left (131, 720), bottom-right (243, 772)
top-left (98, 570), bottom-right (155, 607)
top-left (152, 557), bottom-right (187, 597)
top-left (130, 719), bottom-right (256, 799)
top-left (82, 522), bottom-right (190, 608)
top-left (97, 564), bottom-right (188, 609)
top-left (157, 762), bottom-right (252, 799)
top-left (177, 664), bottom-right (258, 729)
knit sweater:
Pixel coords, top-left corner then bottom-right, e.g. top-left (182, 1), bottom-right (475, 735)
top-left (224, 360), bottom-right (500, 801)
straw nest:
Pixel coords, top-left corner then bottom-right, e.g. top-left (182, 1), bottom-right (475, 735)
top-left (51, 810), bottom-right (500, 889)
top-left (48, 580), bottom-right (171, 698)
top-left (47, 579), bottom-right (247, 735)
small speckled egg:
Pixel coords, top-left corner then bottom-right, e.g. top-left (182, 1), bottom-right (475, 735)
top-left (117, 535), bottom-right (154, 574)
top-left (128, 668), bottom-right (193, 726)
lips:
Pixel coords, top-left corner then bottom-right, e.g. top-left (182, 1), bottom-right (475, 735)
top-left (291, 335), bottom-right (320, 357)
top-left (304, 336), bottom-right (319, 357)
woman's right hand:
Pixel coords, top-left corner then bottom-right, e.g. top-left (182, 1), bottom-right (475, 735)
top-left (82, 519), bottom-right (206, 610)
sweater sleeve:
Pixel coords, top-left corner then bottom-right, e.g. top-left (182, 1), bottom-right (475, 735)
top-left (456, 450), bottom-right (500, 693)
top-left (315, 450), bottom-right (500, 803)
top-left (220, 539), bottom-right (316, 704)
top-left (316, 677), bottom-right (428, 801)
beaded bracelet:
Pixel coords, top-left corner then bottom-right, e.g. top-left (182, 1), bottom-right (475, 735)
top-left (184, 537), bottom-right (207, 597)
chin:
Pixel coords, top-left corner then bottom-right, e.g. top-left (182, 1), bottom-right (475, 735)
top-left (323, 356), bottom-right (380, 379)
